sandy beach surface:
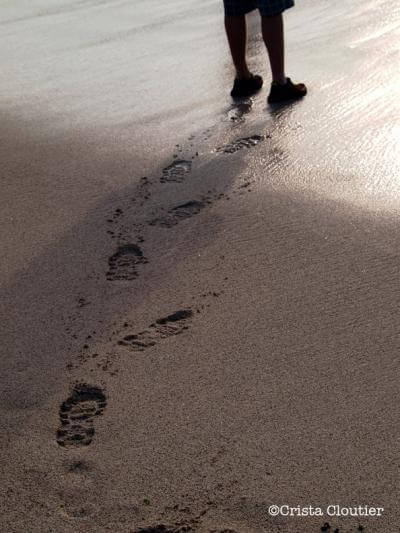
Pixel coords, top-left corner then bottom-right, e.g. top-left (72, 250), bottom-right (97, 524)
top-left (1, 0), bottom-right (399, 531)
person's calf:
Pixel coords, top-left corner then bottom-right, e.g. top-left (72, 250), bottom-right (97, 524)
top-left (224, 15), bottom-right (251, 80)
top-left (261, 14), bottom-right (307, 104)
top-left (261, 14), bottom-right (286, 84)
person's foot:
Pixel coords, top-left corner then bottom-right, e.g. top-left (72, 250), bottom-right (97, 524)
top-left (267, 77), bottom-right (307, 104)
top-left (230, 74), bottom-right (263, 98)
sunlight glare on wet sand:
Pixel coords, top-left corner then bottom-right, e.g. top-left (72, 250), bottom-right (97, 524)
top-left (244, 0), bottom-right (400, 210)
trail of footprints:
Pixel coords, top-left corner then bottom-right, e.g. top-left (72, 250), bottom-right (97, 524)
top-left (59, 123), bottom-right (361, 532)
top-left (59, 126), bottom-right (265, 448)
top-left (105, 132), bottom-right (265, 281)
top-left (58, 307), bottom-right (202, 445)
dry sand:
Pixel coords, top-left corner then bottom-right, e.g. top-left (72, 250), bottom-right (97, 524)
top-left (1, 0), bottom-right (400, 532)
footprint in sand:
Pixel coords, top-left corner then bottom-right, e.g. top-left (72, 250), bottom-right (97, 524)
top-left (227, 101), bottom-right (253, 122)
top-left (148, 199), bottom-right (211, 228)
top-left (136, 525), bottom-right (237, 533)
top-left (136, 522), bottom-right (236, 533)
top-left (56, 384), bottom-right (107, 447)
top-left (216, 135), bottom-right (265, 154)
top-left (107, 243), bottom-right (148, 281)
top-left (118, 309), bottom-right (193, 352)
top-left (135, 527), bottom-right (190, 533)
top-left (161, 160), bottom-right (192, 183)
top-left (136, 527), bottom-right (196, 533)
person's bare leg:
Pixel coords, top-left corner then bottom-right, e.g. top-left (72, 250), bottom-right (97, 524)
top-left (261, 14), bottom-right (286, 84)
top-left (262, 12), bottom-right (307, 103)
top-left (224, 15), bottom-right (251, 80)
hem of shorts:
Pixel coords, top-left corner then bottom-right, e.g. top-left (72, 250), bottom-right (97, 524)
top-left (259, 2), bottom-right (295, 17)
top-left (224, 1), bottom-right (295, 18)
top-left (224, 7), bottom-right (257, 16)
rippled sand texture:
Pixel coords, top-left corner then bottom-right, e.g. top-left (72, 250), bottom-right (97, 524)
top-left (1, 0), bottom-right (400, 532)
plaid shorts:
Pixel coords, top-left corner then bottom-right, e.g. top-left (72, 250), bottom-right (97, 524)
top-left (223, 0), bottom-right (294, 17)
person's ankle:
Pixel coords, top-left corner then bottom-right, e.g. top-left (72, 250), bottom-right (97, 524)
top-left (236, 69), bottom-right (252, 81)
top-left (272, 76), bottom-right (287, 85)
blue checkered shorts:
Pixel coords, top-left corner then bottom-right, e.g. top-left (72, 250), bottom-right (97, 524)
top-left (223, 0), bottom-right (294, 17)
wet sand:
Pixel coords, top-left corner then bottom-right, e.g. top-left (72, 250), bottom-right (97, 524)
top-left (1, 0), bottom-right (400, 532)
